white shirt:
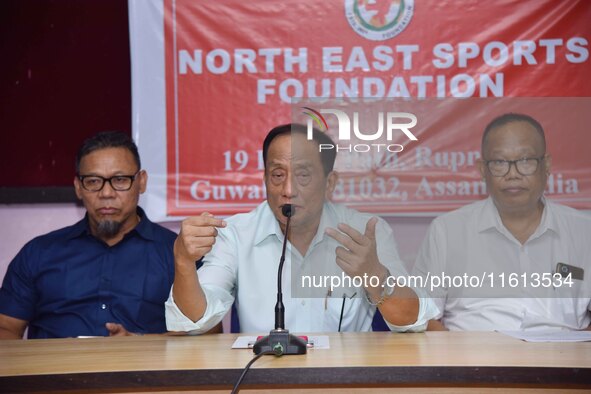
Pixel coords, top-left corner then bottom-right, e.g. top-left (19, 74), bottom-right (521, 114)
top-left (413, 197), bottom-right (591, 331)
top-left (166, 201), bottom-right (436, 334)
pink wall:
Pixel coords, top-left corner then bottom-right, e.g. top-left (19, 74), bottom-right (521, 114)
top-left (0, 204), bottom-right (84, 280)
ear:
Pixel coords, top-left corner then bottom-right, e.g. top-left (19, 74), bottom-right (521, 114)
top-left (74, 176), bottom-right (83, 200)
top-left (477, 158), bottom-right (486, 180)
top-left (544, 155), bottom-right (552, 175)
top-left (137, 170), bottom-right (148, 194)
top-left (325, 171), bottom-right (338, 200)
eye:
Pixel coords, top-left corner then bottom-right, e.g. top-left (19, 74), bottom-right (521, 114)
top-left (270, 170), bottom-right (286, 183)
top-left (295, 171), bottom-right (311, 185)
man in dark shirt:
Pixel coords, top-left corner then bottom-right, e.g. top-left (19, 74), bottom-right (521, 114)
top-left (0, 131), bottom-right (177, 339)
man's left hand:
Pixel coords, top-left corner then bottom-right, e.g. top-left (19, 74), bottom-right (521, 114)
top-left (325, 217), bottom-right (385, 279)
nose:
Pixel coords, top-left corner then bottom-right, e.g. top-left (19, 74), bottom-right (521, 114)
top-left (98, 180), bottom-right (117, 197)
top-left (505, 161), bottom-right (522, 179)
top-left (282, 175), bottom-right (296, 198)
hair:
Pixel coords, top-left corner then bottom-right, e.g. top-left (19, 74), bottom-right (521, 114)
top-left (482, 113), bottom-right (546, 153)
top-left (75, 131), bottom-right (141, 173)
top-left (262, 123), bottom-right (337, 176)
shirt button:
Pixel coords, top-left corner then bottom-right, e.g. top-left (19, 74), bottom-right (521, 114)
top-left (301, 300), bottom-right (306, 306)
top-left (101, 304), bottom-right (107, 310)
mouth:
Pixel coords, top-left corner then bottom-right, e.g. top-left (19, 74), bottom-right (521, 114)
top-left (502, 187), bottom-right (527, 195)
top-left (97, 207), bottom-right (119, 215)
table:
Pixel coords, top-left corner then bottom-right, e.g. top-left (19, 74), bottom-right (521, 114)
top-left (1, 332), bottom-right (590, 393)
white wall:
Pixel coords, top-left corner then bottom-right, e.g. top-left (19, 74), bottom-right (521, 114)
top-left (0, 204), bottom-right (434, 283)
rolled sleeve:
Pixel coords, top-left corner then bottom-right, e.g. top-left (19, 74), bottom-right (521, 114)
top-left (165, 222), bottom-right (239, 334)
top-left (385, 296), bottom-right (439, 332)
top-left (165, 284), bottom-right (234, 334)
top-left (373, 218), bottom-right (439, 332)
top-left (411, 218), bottom-right (448, 322)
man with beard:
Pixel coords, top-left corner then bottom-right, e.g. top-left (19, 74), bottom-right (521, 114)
top-left (0, 131), bottom-right (177, 339)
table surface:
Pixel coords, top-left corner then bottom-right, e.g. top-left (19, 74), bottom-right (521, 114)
top-left (1, 331), bottom-right (590, 392)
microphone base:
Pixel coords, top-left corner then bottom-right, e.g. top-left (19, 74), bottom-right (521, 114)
top-left (253, 329), bottom-right (307, 355)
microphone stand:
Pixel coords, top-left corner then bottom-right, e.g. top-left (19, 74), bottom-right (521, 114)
top-left (253, 205), bottom-right (307, 356)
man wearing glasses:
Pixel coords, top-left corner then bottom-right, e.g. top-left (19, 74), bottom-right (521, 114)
top-left (166, 124), bottom-right (436, 335)
top-left (413, 113), bottom-right (591, 331)
top-left (0, 131), bottom-right (177, 339)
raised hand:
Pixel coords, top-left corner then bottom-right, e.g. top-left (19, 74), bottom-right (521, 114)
top-left (174, 212), bottom-right (226, 266)
top-left (325, 217), bottom-right (383, 279)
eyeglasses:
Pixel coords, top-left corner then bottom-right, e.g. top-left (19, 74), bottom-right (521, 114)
top-left (484, 156), bottom-right (545, 177)
top-left (78, 171), bottom-right (140, 192)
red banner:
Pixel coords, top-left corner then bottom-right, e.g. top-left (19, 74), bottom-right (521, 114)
top-left (136, 0), bottom-right (591, 218)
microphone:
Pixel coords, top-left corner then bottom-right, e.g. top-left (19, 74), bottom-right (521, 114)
top-left (281, 203), bottom-right (293, 218)
top-left (253, 204), bottom-right (307, 356)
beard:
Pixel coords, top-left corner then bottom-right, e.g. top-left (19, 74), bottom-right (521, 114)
top-left (96, 220), bottom-right (123, 239)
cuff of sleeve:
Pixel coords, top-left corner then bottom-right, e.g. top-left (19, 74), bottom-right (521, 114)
top-left (0, 291), bottom-right (34, 322)
top-left (165, 285), bottom-right (233, 334)
top-left (385, 297), bottom-right (439, 333)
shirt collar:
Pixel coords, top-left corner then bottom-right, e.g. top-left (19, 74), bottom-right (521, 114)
top-left (476, 197), bottom-right (502, 233)
top-left (253, 201), bottom-right (336, 248)
top-left (66, 215), bottom-right (89, 239)
top-left (530, 197), bottom-right (559, 238)
top-left (309, 202), bottom-right (335, 249)
top-left (477, 196), bottom-right (557, 238)
top-left (132, 207), bottom-right (157, 241)
top-left (65, 206), bottom-right (155, 241)
top-left (254, 202), bottom-right (284, 245)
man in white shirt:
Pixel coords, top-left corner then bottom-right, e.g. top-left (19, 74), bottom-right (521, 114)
top-left (413, 113), bottom-right (591, 331)
top-left (166, 124), bottom-right (436, 334)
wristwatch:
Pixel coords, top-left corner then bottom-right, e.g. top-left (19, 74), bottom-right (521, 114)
top-left (365, 269), bottom-right (396, 307)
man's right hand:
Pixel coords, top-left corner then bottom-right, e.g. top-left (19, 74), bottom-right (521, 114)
top-left (174, 213), bottom-right (226, 266)
top-left (172, 213), bottom-right (226, 324)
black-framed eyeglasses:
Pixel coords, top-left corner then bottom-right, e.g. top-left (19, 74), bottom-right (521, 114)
top-left (78, 171), bottom-right (140, 192)
top-left (484, 156), bottom-right (545, 177)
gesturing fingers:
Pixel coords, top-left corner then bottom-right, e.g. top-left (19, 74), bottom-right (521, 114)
top-left (325, 218), bottom-right (381, 278)
top-left (184, 224), bottom-right (219, 238)
top-left (325, 221), bottom-right (374, 252)
top-left (337, 223), bottom-right (368, 246)
top-left (176, 213), bottom-right (227, 263)
top-left (183, 213), bottom-right (226, 229)
top-left (325, 227), bottom-right (362, 253)
top-left (363, 217), bottom-right (378, 242)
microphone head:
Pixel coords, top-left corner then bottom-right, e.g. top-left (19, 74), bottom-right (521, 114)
top-left (282, 204), bottom-right (294, 218)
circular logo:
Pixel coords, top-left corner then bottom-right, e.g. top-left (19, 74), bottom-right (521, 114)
top-left (345, 0), bottom-right (414, 41)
